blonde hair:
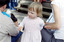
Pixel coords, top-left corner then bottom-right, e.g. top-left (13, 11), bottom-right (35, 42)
top-left (28, 2), bottom-right (43, 18)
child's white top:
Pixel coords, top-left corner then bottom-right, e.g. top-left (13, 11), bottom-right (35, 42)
top-left (51, 0), bottom-right (64, 39)
top-left (19, 16), bottom-right (44, 42)
top-left (19, 16), bottom-right (45, 31)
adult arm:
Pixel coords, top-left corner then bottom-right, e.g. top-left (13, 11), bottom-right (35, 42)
top-left (7, 23), bottom-right (19, 36)
top-left (44, 4), bottom-right (61, 30)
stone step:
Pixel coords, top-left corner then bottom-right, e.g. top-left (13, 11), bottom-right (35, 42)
top-left (15, 1), bottom-right (51, 18)
top-left (43, 6), bottom-right (51, 10)
top-left (21, 3), bottom-right (52, 10)
top-left (14, 7), bottom-right (49, 14)
top-left (17, 1), bottom-right (32, 7)
top-left (15, 6), bottom-right (52, 12)
top-left (15, 7), bottom-right (52, 13)
top-left (43, 12), bottom-right (50, 16)
top-left (43, 12), bottom-right (50, 18)
top-left (18, 1), bottom-right (32, 4)
top-left (14, 7), bottom-right (28, 11)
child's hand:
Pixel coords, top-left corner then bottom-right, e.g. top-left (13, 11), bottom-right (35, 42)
top-left (21, 29), bottom-right (24, 32)
top-left (19, 27), bottom-right (21, 31)
top-left (19, 27), bottom-right (23, 32)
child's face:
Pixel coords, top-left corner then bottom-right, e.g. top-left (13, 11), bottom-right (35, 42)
top-left (28, 10), bottom-right (37, 19)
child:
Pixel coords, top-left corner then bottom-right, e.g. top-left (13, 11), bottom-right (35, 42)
top-left (19, 2), bottom-right (45, 42)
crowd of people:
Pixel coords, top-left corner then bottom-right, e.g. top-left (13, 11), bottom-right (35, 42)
top-left (0, 0), bottom-right (64, 42)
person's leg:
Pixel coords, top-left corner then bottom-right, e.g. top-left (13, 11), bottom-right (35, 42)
top-left (55, 39), bottom-right (64, 42)
top-left (34, 0), bottom-right (37, 2)
top-left (9, 2), bottom-right (12, 9)
top-left (51, 36), bottom-right (64, 42)
top-left (11, 31), bottom-right (23, 42)
top-left (12, 2), bottom-right (17, 10)
top-left (37, 0), bottom-right (40, 2)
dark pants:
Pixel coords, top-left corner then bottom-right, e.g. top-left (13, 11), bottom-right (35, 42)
top-left (41, 28), bottom-right (53, 42)
top-left (51, 36), bottom-right (64, 42)
top-left (11, 31), bottom-right (23, 42)
top-left (41, 28), bottom-right (64, 42)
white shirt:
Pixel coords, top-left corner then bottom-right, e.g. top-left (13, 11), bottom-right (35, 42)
top-left (51, 0), bottom-right (64, 39)
top-left (19, 16), bottom-right (45, 31)
top-left (19, 16), bottom-right (45, 42)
